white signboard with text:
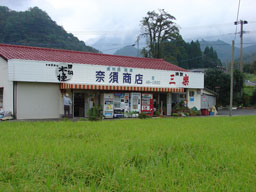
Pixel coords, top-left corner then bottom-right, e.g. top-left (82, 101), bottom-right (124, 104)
top-left (8, 59), bottom-right (204, 89)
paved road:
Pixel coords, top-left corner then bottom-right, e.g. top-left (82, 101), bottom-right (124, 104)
top-left (218, 109), bottom-right (256, 116)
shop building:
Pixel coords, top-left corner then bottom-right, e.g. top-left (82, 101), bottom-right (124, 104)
top-left (0, 44), bottom-right (204, 119)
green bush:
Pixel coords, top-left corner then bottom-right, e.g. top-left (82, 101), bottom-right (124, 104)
top-left (153, 111), bottom-right (160, 117)
top-left (172, 113), bottom-right (178, 117)
top-left (138, 112), bottom-right (152, 119)
top-left (88, 105), bottom-right (102, 121)
top-left (189, 108), bottom-right (201, 116)
top-left (242, 93), bottom-right (251, 107)
top-left (251, 89), bottom-right (256, 105)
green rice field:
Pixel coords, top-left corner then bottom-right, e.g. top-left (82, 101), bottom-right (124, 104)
top-left (0, 116), bottom-right (256, 191)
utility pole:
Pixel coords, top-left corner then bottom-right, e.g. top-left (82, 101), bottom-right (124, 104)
top-left (234, 20), bottom-right (248, 72)
top-left (229, 40), bottom-right (235, 117)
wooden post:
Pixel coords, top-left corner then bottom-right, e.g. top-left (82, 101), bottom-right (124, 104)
top-left (229, 40), bottom-right (234, 116)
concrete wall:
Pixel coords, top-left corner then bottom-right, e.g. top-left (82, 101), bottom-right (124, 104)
top-left (16, 82), bottom-right (61, 119)
top-left (187, 89), bottom-right (201, 110)
top-left (0, 57), bottom-right (13, 112)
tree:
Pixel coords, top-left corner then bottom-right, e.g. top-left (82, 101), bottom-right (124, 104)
top-left (140, 9), bottom-right (179, 58)
top-left (205, 68), bottom-right (230, 106)
top-left (187, 40), bottom-right (203, 69)
top-left (202, 46), bottom-right (222, 68)
top-left (243, 61), bottom-right (256, 74)
top-left (204, 69), bottom-right (244, 106)
top-left (160, 35), bottom-right (189, 67)
top-left (0, 6), bottom-right (99, 53)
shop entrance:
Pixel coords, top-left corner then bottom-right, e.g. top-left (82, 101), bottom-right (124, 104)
top-left (153, 93), bottom-right (167, 115)
top-left (74, 93), bottom-right (85, 117)
top-left (74, 92), bottom-right (90, 117)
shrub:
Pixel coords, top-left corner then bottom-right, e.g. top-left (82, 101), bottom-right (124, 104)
top-left (88, 105), bottom-right (102, 121)
top-left (189, 108), bottom-right (201, 116)
top-left (251, 89), bottom-right (256, 105)
top-left (153, 111), bottom-right (160, 117)
top-left (172, 113), bottom-right (178, 117)
top-left (138, 112), bottom-right (152, 119)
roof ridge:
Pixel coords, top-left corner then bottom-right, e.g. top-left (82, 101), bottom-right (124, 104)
top-left (0, 43), bottom-right (167, 62)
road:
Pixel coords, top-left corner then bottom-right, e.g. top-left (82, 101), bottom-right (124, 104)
top-left (218, 108), bottom-right (256, 116)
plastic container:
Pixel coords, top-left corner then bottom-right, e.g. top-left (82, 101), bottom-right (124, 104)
top-left (201, 109), bottom-right (209, 116)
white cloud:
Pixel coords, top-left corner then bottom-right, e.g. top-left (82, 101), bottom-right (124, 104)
top-left (1, 0), bottom-right (255, 46)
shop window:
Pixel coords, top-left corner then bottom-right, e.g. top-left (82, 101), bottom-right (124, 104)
top-left (189, 91), bottom-right (195, 97)
top-left (117, 67), bottom-right (121, 72)
top-left (112, 67), bottom-right (116, 71)
top-left (107, 67), bottom-right (110, 71)
top-left (180, 94), bottom-right (186, 99)
top-left (124, 68), bottom-right (128, 72)
top-left (0, 88), bottom-right (3, 108)
top-left (130, 68), bottom-right (133, 72)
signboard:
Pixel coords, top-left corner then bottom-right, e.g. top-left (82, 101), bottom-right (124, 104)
top-left (56, 63), bottom-right (73, 82)
top-left (8, 59), bottom-right (204, 89)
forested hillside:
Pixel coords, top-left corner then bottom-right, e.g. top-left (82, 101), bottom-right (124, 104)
top-left (0, 6), bottom-right (98, 53)
top-left (160, 37), bottom-right (222, 69)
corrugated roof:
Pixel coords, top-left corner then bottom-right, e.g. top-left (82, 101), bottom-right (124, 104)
top-left (0, 43), bottom-right (187, 72)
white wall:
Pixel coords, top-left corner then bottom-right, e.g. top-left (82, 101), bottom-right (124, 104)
top-left (0, 57), bottom-right (13, 112)
top-left (16, 82), bottom-right (61, 119)
top-left (187, 89), bottom-right (201, 110)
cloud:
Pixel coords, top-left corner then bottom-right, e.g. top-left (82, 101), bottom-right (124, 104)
top-left (1, 0), bottom-right (255, 49)
top-left (1, 0), bottom-right (31, 10)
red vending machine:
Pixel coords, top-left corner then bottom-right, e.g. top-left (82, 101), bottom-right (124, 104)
top-left (141, 93), bottom-right (153, 116)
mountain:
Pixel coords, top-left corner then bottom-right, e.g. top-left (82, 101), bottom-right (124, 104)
top-left (199, 40), bottom-right (256, 65)
top-left (238, 52), bottom-right (256, 64)
top-left (199, 40), bottom-right (239, 65)
top-left (244, 45), bottom-right (256, 56)
top-left (0, 6), bottom-right (98, 53)
top-left (114, 45), bottom-right (143, 57)
top-left (91, 35), bottom-right (138, 54)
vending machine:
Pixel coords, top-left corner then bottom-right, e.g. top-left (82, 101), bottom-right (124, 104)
top-left (103, 93), bottom-right (114, 118)
top-left (113, 93), bottom-right (125, 118)
top-left (141, 93), bottom-right (153, 116)
top-left (124, 93), bottom-right (130, 116)
top-left (130, 92), bottom-right (141, 116)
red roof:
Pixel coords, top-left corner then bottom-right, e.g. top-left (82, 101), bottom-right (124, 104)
top-left (0, 43), bottom-right (187, 72)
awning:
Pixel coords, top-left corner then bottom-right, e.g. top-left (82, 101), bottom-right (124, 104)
top-left (60, 83), bottom-right (184, 93)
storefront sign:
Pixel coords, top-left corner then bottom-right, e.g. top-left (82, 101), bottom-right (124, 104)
top-left (8, 59), bottom-right (204, 89)
top-left (56, 64), bottom-right (73, 82)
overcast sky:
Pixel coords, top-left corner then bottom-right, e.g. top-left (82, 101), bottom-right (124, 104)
top-left (1, 0), bottom-right (256, 48)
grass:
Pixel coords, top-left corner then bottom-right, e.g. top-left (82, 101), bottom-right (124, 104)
top-left (0, 116), bottom-right (256, 191)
